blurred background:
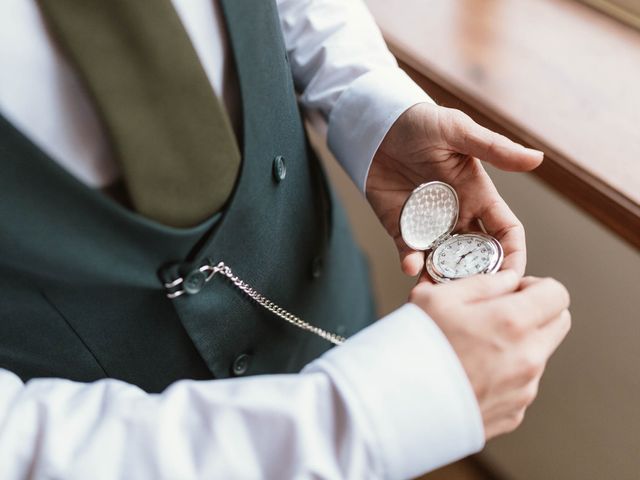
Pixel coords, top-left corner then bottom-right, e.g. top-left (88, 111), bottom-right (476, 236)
top-left (310, 0), bottom-right (640, 478)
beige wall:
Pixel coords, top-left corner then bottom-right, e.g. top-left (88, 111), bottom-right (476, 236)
top-left (310, 129), bottom-right (640, 480)
top-left (580, 0), bottom-right (640, 30)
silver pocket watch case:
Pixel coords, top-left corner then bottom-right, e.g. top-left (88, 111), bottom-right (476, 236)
top-left (399, 181), bottom-right (504, 283)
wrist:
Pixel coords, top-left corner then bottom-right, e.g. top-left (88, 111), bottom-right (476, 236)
top-left (327, 69), bottom-right (433, 193)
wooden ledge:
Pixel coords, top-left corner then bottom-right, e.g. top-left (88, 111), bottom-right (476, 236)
top-left (366, 0), bottom-right (640, 249)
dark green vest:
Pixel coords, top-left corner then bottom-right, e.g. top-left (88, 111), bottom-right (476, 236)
top-left (0, 0), bottom-right (375, 393)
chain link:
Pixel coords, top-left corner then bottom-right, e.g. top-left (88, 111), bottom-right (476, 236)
top-left (165, 261), bottom-right (346, 346)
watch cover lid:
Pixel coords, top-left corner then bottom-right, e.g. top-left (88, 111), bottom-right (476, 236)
top-left (399, 181), bottom-right (459, 251)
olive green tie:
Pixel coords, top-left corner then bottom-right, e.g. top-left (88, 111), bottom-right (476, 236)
top-left (37, 0), bottom-right (241, 227)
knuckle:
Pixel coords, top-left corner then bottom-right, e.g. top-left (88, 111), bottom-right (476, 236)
top-left (539, 277), bottom-right (557, 292)
top-left (452, 110), bottom-right (472, 124)
top-left (449, 108), bottom-right (471, 124)
top-left (562, 309), bottom-right (572, 332)
top-left (508, 409), bottom-right (527, 432)
top-left (544, 277), bottom-right (571, 307)
top-left (514, 216), bottom-right (524, 229)
top-left (519, 353), bottom-right (544, 381)
top-left (522, 363), bottom-right (540, 382)
top-left (502, 409), bottom-right (527, 434)
top-left (558, 283), bottom-right (571, 308)
top-left (444, 109), bottom-right (473, 140)
top-left (521, 382), bottom-right (539, 408)
top-left (497, 307), bottom-right (525, 339)
top-left (505, 320), bottom-right (526, 340)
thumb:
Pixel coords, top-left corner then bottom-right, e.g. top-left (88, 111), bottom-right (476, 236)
top-left (446, 110), bottom-right (543, 172)
top-left (439, 269), bottom-right (520, 303)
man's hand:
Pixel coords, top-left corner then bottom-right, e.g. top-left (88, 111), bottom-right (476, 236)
top-left (410, 271), bottom-right (571, 439)
top-left (367, 103), bottom-right (543, 279)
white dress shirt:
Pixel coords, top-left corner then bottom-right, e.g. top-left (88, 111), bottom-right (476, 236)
top-left (0, 0), bottom-right (484, 478)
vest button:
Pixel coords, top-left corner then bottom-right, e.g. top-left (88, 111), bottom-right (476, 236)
top-left (183, 270), bottom-right (207, 295)
top-left (232, 353), bottom-right (251, 376)
top-left (311, 256), bottom-right (323, 279)
top-left (272, 155), bottom-right (287, 182)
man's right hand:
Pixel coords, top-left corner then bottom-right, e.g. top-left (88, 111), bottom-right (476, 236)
top-left (410, 271), bottom-right (571, 440)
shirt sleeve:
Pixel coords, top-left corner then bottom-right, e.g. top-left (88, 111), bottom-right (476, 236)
top-left (0, 304), bottom-right (483, 480)
top-left (277, 0), bottom-right (434, 193)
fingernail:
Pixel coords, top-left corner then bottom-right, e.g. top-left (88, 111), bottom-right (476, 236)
top-left (523, 146), bottom-right (544, 158)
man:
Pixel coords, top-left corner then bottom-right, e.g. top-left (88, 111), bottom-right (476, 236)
top-left (0, 0), bottom-right (570, 478)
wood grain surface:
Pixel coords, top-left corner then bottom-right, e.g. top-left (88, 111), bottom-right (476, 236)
top-left (366, 0), bottom-right (640, 249)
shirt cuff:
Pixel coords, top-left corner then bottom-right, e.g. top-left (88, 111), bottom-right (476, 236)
top-left (305, 303), bottom-right (485, 480)
top-left (326, 69), bottom-right (434, 194)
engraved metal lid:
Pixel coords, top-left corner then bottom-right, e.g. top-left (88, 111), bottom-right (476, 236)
top-left (399, 181), bottom-right (459, 251)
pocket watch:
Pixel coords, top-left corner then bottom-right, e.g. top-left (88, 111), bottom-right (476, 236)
top-left (399, 181), bottom-right (503, 283)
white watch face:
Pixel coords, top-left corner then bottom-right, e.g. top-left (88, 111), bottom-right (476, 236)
top-left (429, 234), bottom-right (502, 280)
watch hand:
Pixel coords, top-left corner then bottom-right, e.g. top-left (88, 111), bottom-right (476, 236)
top-left (459, 247), bottom-right (483, 267)
top-left (456, 248), bottom-right (477, 265)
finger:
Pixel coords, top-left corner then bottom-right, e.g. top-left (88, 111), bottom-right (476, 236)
top-left (517, 276), bottom-right (538, 290)
top-left (436, 269), bottom-right (520, 303)
top-left (390, 229), bottom-right (425, 277)
top-left (402, 250), bottom-right (424, 277)
top-left (489, 277), bottom-right (571, 328)
top-left (446, 111), bottom-right (544, 172)
top-left (532, 309), bottom-right (572, 358)
top-left (477, 197), bottom-right (527, 277)
top-left (456, 174), bottom-right (527, 277)
top-left (416, 268), bottom-right (434, 285)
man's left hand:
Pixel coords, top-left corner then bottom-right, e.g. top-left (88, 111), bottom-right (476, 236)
top-left (367, 103), bottom-right (543, 279)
